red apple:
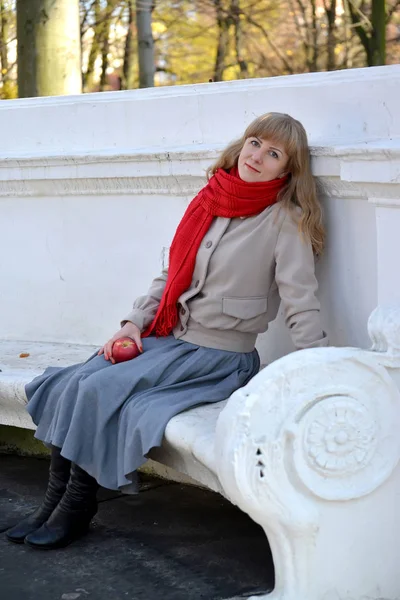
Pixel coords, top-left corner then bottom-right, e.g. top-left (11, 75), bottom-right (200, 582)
top-left (112, 337), bottom-right (141, 363)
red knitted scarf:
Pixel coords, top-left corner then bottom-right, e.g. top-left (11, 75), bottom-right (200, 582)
top-left (142, 166), bottom-right (287, 338)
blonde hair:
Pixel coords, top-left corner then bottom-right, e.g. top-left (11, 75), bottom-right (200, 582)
top-left (207, 112), bottom-right (325, 255)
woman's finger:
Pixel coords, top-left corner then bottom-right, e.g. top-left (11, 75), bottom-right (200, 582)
top-left (108, 339), bottom-right (117, 364)
top-left (132, 333), bottom-right (143, 353)
top-left (104, 340), bottom-right (113, 361)
top-left (126, 328), bottom-right (143, 353)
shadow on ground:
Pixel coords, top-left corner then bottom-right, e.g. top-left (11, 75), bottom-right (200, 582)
top-left (0, 455), bottom-right (274, 600)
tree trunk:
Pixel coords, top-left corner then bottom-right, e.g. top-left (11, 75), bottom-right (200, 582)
top-left (310, 0), bottom-right (318, 71)
top-left (213, 0), bottom-right (231, 82)
top-left (231, 0), bottom-right (248, 78)
top-left (295, 0), bottom-right (313, 71)
top-left (122, 0), bottom-right (136, 89)
top-left (371, 0), bottom-right (386, 65)
top-left (99, 0), bottom-right (115, 91)
top-left (17, 0), bottom-right (82, 97)
top-left (0, 0), bottom-right (11, 97)
top-left (136, 0), bottom-right (154, 88)
top-left (345, 0), bottom-right (386, 66)
top-left (0, 1), bottom-right (9, 73)
top-left (83, 0), bottom-right (101, 91)
top-left (342, 0), bottom-right (352, 68)
top-left (325, 0), bottom-right (337, 71)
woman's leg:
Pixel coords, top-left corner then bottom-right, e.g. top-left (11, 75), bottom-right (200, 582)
top-left (6, 446), bottom-right (71, 544)
top-left (24, 463), bottom-right (99, 550)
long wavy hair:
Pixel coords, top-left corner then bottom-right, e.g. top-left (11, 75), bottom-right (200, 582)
top-left (207, 112), bottom-right (325, 255)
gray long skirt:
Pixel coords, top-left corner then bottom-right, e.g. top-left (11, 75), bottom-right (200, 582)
top-left (26, 335), bottom-right (259, 492)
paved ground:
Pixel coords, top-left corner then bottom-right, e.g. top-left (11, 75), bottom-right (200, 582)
top-left (0, 455), bottom-right (274, 600)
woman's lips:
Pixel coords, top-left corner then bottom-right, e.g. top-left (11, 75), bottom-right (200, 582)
top-left (245, 163), bottom-right (260, 173)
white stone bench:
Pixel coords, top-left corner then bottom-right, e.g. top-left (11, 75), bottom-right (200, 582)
top-left (2, 65), bottom-right (400, 599)
top-left (1, 305), bottom-right (399, 600)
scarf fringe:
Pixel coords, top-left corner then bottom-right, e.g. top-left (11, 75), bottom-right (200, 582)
top-left (143, 304), bottom-right (179, 338)
top-left (154, 305), bottom-right (179, 337)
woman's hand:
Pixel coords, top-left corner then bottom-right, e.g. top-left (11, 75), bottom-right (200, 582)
top-left (98, 322), bottom-right (143, 364)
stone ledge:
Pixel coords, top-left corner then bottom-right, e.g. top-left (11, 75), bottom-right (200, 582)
top-left (0, 140), bottom-right (399, 197)
top-left (0, 341), bottom-right (97, 430)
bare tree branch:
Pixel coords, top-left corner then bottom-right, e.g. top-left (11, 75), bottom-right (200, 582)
top-left (244, 14), bottom-right (294, 73)
top-left (345, 0), bottom-right (371, 59)
top-left (387, 0), bottom-right (400, 22)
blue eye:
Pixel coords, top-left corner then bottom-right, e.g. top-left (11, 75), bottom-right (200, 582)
top-left (270, 151), bottom-right (279, 159)
top-left (250, 139), bottom-right (260, 147)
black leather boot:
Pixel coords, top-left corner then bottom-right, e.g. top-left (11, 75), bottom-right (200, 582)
top-left (24, 463), bottom-right (99, 550)
top-left (6, 446), bottom-right (71, 544)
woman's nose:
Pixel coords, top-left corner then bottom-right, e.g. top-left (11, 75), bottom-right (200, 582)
top-left (252, 149), bottom-right (263, 163)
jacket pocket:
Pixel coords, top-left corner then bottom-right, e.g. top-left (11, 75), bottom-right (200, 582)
top-left (222, 296), bottom-right (268, 320)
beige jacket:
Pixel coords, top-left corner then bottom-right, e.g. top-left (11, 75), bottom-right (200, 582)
top-left (123, 203), bottom-right (328, 353)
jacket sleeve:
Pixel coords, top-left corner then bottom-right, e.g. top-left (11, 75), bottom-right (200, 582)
top-left (274, 212), bottom-right (328, 349)
top-left (121, 269), bottom-right (168, 332)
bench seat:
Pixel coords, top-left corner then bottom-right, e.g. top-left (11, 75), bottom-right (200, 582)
top-left (0, 339), bottom-right (224, 492)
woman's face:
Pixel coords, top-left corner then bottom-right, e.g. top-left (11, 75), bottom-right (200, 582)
top-left (238, 137), bottom-right (289, 182)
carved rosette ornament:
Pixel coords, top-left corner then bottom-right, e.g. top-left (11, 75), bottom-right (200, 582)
top-left (294, 394), bottom-right (381, 500)
top-left (291, 356), bottom-right (400, 500)
top-left (305, 398), bottom-right (376, 475)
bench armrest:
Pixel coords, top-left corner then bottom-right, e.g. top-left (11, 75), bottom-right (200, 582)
top-left (215, 305), bottom-right (400, 600)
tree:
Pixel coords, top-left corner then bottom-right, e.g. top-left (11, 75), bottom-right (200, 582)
top-left (99, 0), bottom-right (118, 90)
top-left (7, 0), bottom-right (398, 97)
top-left (213, 0), bottom-right (231, 81)
top-left (0, 0), bottom-right (14, 97)
top-left (231, 0), bottom-right (248, 78)
top-left (82, 0), bottom-right (102, 90)
top-left (17, 0), bottom-right (82, 97)
top-left (345, 0), bottom-right (386, 65)
top-left (136, 0), bottom-right (155, 87)
top-left (122, 0), bottom-right (136, 88)
top-left (323, 0), bottom-right (338, 71)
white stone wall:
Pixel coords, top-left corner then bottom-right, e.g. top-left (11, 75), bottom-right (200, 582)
top-left (0, 65), bottom-right (399, 365)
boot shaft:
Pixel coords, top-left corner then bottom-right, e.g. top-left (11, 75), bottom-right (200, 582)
top-left (49, 445), bottom-right (71, 480)
top-left (58, 463), bottom-right (99, 513)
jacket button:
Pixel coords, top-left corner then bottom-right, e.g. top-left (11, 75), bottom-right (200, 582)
top-left (205, 240), bottom-right (212, 249)
top-left (181, 308), bottom-right (186, 315)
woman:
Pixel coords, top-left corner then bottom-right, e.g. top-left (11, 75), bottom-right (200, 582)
top-left (6, 112), bottom-right (328, 549)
